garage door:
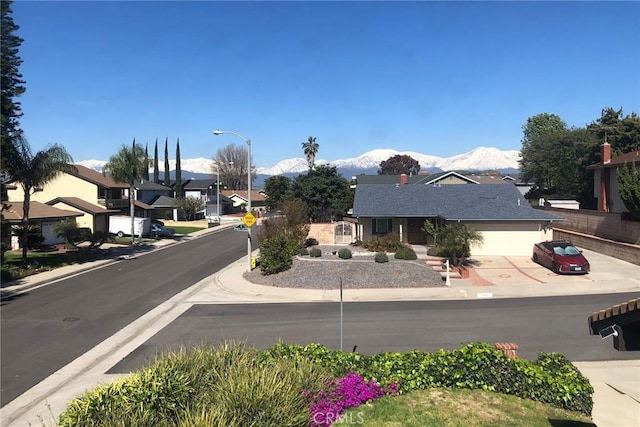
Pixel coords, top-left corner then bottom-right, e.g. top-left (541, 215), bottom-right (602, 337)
top-left (467, 222), bottom-right (546, 256)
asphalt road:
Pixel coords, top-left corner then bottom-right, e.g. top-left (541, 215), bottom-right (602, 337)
top-left (0, 228), bottom-right (247, 407)
top-left (110, 292), bottom-right (640, 374)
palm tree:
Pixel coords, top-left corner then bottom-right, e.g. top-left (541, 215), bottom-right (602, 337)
top-left (7, 135), bottom-right (74, 267)
top-left (301, 136), bottom-right (319, 169)
top-left (439, 223), bottom-right (484, 267)
top-left (102, 139), bottom-right (145, 244)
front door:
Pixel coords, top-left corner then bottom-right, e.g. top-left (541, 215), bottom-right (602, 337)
top-left (407, 218), bottom-right (428, 244)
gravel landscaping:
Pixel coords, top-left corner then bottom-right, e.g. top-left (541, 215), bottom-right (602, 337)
top-left (244, 246), bottom-right (445, 289)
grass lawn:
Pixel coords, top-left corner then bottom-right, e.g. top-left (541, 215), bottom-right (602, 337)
top-left (342, 388), bottom-right (594, 427)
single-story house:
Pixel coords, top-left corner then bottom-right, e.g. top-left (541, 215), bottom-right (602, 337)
top-left (221, 190), bottom-right (267, 216)
top-left (351, 183), bottom-right (563, 256)
top-left (2, 201), bottom-right (83, 249)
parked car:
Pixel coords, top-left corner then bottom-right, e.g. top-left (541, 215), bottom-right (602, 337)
top-left (149, 223), bottom-right (175, 238)
top-left (532, 240), bottom-right (590, 274)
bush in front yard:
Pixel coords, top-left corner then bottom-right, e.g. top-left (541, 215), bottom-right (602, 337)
top-left (374, 252), bottom-right (389, 263)
top-left (259, 235), bottom-right (295, 275)
top-left (304, 237), bottom-right (319, 247)
top-left (309, 247), bottom-right (322, 258)
top-left (394, 245), bottom-right (417, 260)
top-left (338, 248), bottom-right (352, 259)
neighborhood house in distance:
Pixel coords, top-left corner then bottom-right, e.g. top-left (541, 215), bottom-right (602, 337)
top-left (2, 144), bottom-right (638, 262)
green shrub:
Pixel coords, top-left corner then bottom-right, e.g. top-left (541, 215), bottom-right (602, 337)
top-left (298, 247), bottom-right (309, 256)
top-left (59, 342), bottom-right (330, 427)
top-left (259, 235), bottom-right (294, 275)
top-left (309, 247), bottom-right (322, 257)
top-left (304, 237), bottom-right (319, 247)
top-left (337, 248), bottom-right (352, 259)
top-left (260, 342), bottom-right (594, 415)
top-left (375, 252), bottom-right (389, 263)
top-left (364, 233), bottom-right (403, 253)
top-left (394, 245), bottom-right (417, 260)
top-left (351, 239), bottom-right (363, 247)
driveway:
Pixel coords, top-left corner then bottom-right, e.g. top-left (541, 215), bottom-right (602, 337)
top-left (468, 249), bottom-right (640, 287)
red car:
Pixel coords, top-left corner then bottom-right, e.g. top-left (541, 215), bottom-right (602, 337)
top-left (532, 240), bottom-right (590, 274)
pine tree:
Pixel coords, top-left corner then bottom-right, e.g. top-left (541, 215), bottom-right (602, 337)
top-left (174, 138), bottom-right (182, 197)
top-left (153, 138), bottom-right (159, 183)
top-left (164, 137), bottom-right (170, 187)
top-left (143, 143), bottom-right (150, 181)
top-left (1, 0), bottom-right (27, 172)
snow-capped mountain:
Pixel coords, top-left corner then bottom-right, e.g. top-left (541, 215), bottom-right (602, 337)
top-left (77, 147), bottom-right (521, 175)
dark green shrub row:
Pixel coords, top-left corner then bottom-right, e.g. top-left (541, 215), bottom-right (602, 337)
top-left (309, 247), bottom-right (322, 257)
top-left (394, 245), bottom-right (417, 260)
top-left (298, 247), bottom-right (309, 256)
top-left (363, 233), bottom-right (403, 252)
top-left (59, 343), bottom-right (329, 427)
top-left (260, 341), bottom-right (593, 415)
top-left (338, 248), bottom-right (352, 259)
top-left (375, 252), bottom-right (389, 263)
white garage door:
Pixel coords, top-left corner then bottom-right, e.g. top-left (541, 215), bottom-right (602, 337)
top-left (467, 222), bottom-right (547, 256)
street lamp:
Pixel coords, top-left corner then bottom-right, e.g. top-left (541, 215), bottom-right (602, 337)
top-left (213, 130), bottom-right (252, 271)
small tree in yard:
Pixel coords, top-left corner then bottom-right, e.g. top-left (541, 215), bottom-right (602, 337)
top-left (259, 235), bottom-right (294, 275)
top-left (617, 162), bottom-right (640, 220)
top-left (52, 219), bottom-right (81, 247)
top-left (438, 223), bottom-right (484, 267)
top-left (174, 196), bottom-right (205, 221)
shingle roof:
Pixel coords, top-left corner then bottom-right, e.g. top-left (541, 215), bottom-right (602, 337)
top-left (1, 201), bottom-right (83, 222)
top-left (182, 179), bottom-right (216, 190)
top-left (149, 195), bottom-right (178, 208)
top-left (221, 190), bottom-right (266, 202)
top-left (587, 150), bottom-right (640, 169)
top-left (46, 197), bottom-right (119, 215)
top-left (135, 180), bottom-right (171, 191)
top-left (352, 184), bottom-right (563, 222)
top-left (71, 164), bottom-right (128, 188)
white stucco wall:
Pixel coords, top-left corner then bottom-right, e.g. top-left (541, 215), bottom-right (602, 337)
top-left (466, 222), bottom-right (552, 256)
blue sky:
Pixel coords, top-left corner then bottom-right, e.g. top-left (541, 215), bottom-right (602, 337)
top-left (11, 0), bottom-right (640, 168)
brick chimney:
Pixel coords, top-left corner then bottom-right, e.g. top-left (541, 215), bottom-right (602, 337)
top-left (400, 173), bottom-right (408, 185)
top-left (495, 342), bottom-right (519, 358)
top-left (602, 142), bottom-right (611, 164)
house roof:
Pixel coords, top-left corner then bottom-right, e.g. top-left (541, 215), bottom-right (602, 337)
top-left (352, 183), bottom-right (563, 222)
top-left (71, 164), bottom-right (129, 188)
top-left (181, 179), bottom-right (217, 190)
top-left (221, 190), bottom-right (266, 202)
top-left (149, 195), bottom-right (178, 208)
top-left (351, 174), bottom-right (426, 185)
top-left (135, 180), bottom-right (171, 191)
top-left (1, 201), bottom-right (83, 222)
top-left (46, 197), bottom-right (119, 215)
top-left (133, 200), bottom-right (154, 210)
top-left (586, 150), bottom-right (640, 170)
top-left (352, 171), bottom-right (512, 186)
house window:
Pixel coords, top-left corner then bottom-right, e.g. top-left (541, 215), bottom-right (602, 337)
top-left (372, 218), bottom-right (392, 235)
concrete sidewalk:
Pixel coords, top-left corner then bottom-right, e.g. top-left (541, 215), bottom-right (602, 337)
top-left (1, 226), bottom-right (638, 426)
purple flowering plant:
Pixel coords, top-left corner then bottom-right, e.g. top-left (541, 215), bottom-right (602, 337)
top-left (305, 372), bottom-right (398, 427)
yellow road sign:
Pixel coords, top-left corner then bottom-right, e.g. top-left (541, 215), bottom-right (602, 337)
top-left (242, 212), bottom-right (256, 228)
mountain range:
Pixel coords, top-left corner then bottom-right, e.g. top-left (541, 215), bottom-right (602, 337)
top-left (77, 146), bottom-right (521, 180)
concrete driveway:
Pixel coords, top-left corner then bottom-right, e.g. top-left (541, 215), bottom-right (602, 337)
top-left (468, 249), bottom-right (640, 287)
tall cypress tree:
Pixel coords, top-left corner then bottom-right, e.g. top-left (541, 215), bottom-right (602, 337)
top-left (1, 0), bottom-right (26, 172)
top-left (164, 137), bottom-right (170, 187)
top-left (153, 137), bottom-right (159, 183)
top-left (174, 138), bottom-right (182, 197)
top-left (143, 143), bottom-right (150, 181)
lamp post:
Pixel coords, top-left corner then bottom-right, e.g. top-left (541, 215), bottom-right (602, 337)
top-left (213, 130), bottom-right (252, 271)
